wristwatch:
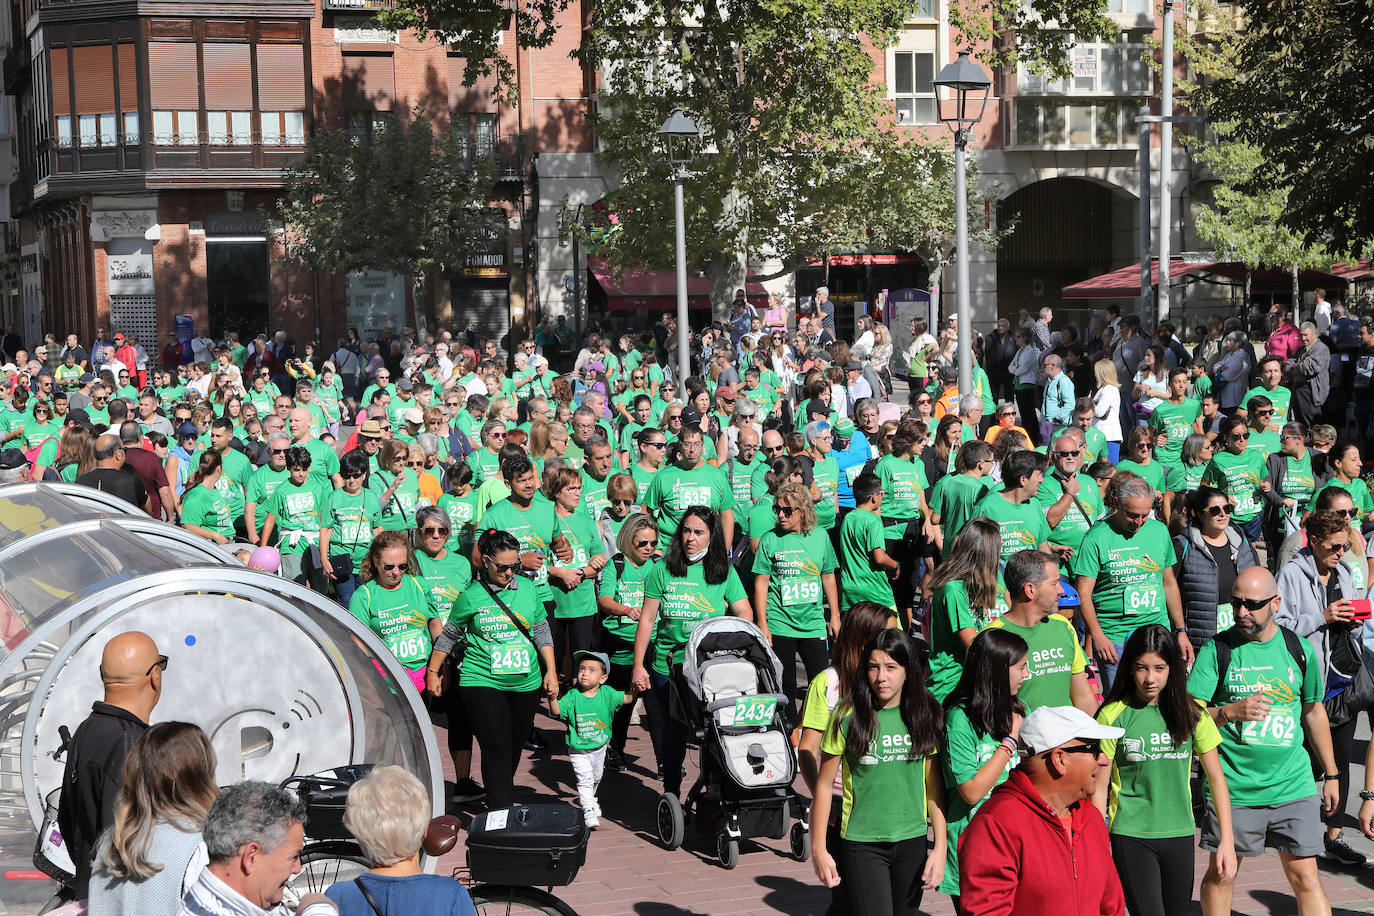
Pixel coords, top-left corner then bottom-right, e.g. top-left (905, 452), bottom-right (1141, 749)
top-left (1360, 790), bottom-right (1374, 801)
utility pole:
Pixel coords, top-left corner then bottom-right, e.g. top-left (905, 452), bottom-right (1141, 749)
top-left (1158, 0), bottom-right (1176, 324)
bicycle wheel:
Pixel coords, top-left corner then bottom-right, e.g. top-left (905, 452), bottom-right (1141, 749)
top-left (282, 841), bottom-right (371, 905)
top-left (470, 883), bottom-right (581, 916)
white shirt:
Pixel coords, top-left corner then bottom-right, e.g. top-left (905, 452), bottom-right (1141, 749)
top-left (1093, 385), bottom-right (1122, 441)
top-left (1315, 300), bottom-right (1332, 337)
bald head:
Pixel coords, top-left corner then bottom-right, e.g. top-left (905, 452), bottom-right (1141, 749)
top-left (762, 429), bottom-right (784, 450)
top-left (100, 631), bottom-right (160, 686)
top-left (739, 426), bottom-right (760, 448)
top-left (288, 406), bottom-right (312, 442)
top-left (1234, 565), bottom-right (1276, 599)
top-left (1232, 566), bottom-right (1279, 638)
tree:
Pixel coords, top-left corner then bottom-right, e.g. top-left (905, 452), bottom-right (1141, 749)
top-left (1187, 0), bottom-right (1374, 255)
top-left (271, 112), bottom-right (506, 330)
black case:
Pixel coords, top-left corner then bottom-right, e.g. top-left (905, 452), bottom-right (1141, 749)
top-left (286, 765), bottom-right (374, 841)
top-left (465, 803), bottom-right (589, 887)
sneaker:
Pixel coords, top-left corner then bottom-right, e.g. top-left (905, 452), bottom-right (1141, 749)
top-left (584, 815), bottom-right (600, 830)
top-left (524, 729), bottom-right (547, 751)
top-left (451, 777), bottom-right (485, 803)
top-left (1320, 835), bottom-right (1367, 866)
top-left (606, 747), bottom-right (627, 772)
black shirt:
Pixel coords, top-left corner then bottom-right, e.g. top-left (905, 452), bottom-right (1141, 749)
top-left (74, 467), bottom-right (147, 511)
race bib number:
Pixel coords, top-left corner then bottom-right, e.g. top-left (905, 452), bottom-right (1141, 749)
top-left (1240, 710), bottom-right (1299, 748)
top-left (677, 485), bottom-right (712, 508)
top-left (1235, 493), bottom-right (1260, 515)
top-left (491, 645), bottom-right (534, 674)
top-left (1216, 602), bottom-right (1234, 634)
top-left (387, 634), bottom-right (428, 662)
top-left (1125, 586), bottom-right (1162, 616)
top-left (732, 695), bottom-right (778, 726)
top-left (781, 579), bottom-right (821, 604)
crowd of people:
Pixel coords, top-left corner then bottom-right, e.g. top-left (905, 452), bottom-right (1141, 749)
top-left (8, 289), bottom-right (1374, 916)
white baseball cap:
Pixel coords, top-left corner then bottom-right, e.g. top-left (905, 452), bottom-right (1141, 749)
top-left (1019, 706), bottom-right (1123, 755)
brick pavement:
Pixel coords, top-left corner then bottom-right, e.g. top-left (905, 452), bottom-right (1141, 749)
top-left (432, 708), bottom-right (1374, 915)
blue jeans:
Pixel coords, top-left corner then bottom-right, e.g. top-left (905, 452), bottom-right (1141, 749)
top-left (1236, 514), bottom-right (1263, 544)
top-left (334, 573), bottom-right (361, 607)
top-left (1096, 638), bottom-right (1127, 694)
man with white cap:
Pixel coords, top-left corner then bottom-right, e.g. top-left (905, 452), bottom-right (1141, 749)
top-left (959, 705), bottom-right (1126, 916)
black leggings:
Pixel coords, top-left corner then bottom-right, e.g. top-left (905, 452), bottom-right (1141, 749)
top-left (606, 656), bottom-right (636, 753)
top-left (442, 659), bottom-right (473, 754)
top-left (644, 675), bottom-right (688, 795)
top-left (840, 835), bottom-right (928, 916)
top-left (771, 634), bottom-right (829, 706)
top-left (1322, 710), bottom-right (1369, 829)
top-left (461, 685), bottom-right (541, 809)
top-left (551, 614), bottom-right (599, 677)
top-left (1015, 386), bottom-right (1043, 446)
top-left (825, 811), bottom-right (852, 916)
top-left (1109, 833), bottom-right (1194, 916)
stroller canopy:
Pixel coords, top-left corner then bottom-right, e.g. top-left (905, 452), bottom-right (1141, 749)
top-left (681, 616), bottom-right (784, 701)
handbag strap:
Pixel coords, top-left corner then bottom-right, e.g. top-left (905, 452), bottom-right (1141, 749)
top-left (480, 577), bottom-right (538, 651)
top-left (354, 878), bottom-right (386, 916)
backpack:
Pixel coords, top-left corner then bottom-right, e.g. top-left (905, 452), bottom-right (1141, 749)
top-left (1208, 625), bottom-right (1308, 706)
top-left (24, 436), bottom-right (59, 482)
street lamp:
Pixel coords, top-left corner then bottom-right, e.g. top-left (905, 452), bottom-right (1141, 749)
top-left (658, 108), bottom-right (702, 385)
top-left (933, 49), bottom-right (991, 401)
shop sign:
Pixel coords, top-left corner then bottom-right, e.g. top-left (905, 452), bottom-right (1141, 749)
top-left (205, 211), bottom-right (267, 237)
top-left (108, 240), bottom-right (155, 296)
top-left (346, 270), bottom-right (406, 339)
top-left (91, 209), bottom-right (158, 241)
top-left (461, 252), bottom-right (507, 278)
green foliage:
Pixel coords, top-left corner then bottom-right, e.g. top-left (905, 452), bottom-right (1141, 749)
top-left (271, 112), bottom-right (506, 286)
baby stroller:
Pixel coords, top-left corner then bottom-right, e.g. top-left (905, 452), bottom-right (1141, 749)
top-left (657, 617), bottom-right (809, 869)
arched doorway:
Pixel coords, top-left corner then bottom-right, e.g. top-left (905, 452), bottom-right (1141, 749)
top-left (996, 177), bottom-right (1137, 327)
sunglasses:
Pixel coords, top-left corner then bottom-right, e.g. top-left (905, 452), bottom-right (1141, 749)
top-left (1229, 594), bottom-right (1276, 612)
top-left (1331, 507), bottom-right (1357, 518)
top-left (382, 562), bottom-right (410, 572)
top-left (271, 447), bottom-right (288, 454)
top-left (421, 526), bottom-right (450, 536)
top-left (775, 505), bottom-right (796, 517)
top-left (1052, 739), bottom-right (1101, 758)
top-left (490, 431), bottom-right (507, 439)
top-left (1052, 449), bottom-right (1081, 458)
top-left (611, 498), bottom-right (635, 507)
top-left (343, 471), bottom-right (365, 479)
top-left (1319, 541), bottom-right (1351, 554)
top-left (1133, 442), bottom-right (1152, 450)
top-left (406, 460), bottom-right (425, 467)
top-left (916, 398), bottom-right (932, 405)
top-left (633, 538), bottom-right (656, 549)
top-left (1231, 432), bottom-right (1250, 441)
top-left (1204, 504), bottom-right (1233, 517)
top-left (643, 440), bottom-right (666, 449)
top-left (1255, 410), bottom-right (1274, 416)
top-left (145, 655), bottom-right (170, 676)
top-left (488, 560), bottom-right (521, 573)
top-left (764, 445), bottom-right (785, 454)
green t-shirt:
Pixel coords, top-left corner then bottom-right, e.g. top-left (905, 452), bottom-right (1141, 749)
top-left (466, 448), bottom-right (502, 488)
top-left (984, 613), bottom-right (1086, 712)
top-left (874, 453), bottom-right (929, 532)
top-left (550, 510), bottom-right (606, 619)
top-left (927, 580), bottom-right (992, 702)
top-left (1203, 450), bottom-right (1267, 522)
top-left (347, 575), bottom-right (437, 669)
top-left (451, 576), bottom-right (547, 691)
top-left (724, 454), bottom-right (762, 539)
top-left (838, 507), bottom-right (895, 610)
top-left (325, 489), bottom-right (381, 562)
top-left (821, 706), bottom-right (931, 842)
top-left (1074, 518), bottom-right (1176, 639)
top-left (1307, 478), bottom-right (1374, 524)
top-left (748, 495), bottom-right (777, 541)
top-left (369, 469), bottom-right (422, 531)
top-left (1277, 454), bottom-right (1316, 506)
top-left (1164, 463), bottom-right (1204, 495)
top-left (55, 364), bottom-right (84, 388)
top-left (1248, 428), bottom-right (1280, 462)
top-left (972, 491), bottom-right (1050, 564)
top-left (1115, 459), bottom-right (1165, 494)
top-left (1186, 628), bottom-right (1321, 807)
top-left (643, 463), bottom-right (735, 551)
top-left (301, 438), bottom-right (340, 485)
top-left (1148, 398), bottom-right (1201, 466)
top-left (811, 456), bottom-right (840, 530)
top-left (579, 469), bottom-right (612, 523)
top-left (478, 498), bottom-right (560, 603)
top-left (414, 549), bottom-right (473, 622)
top-left (630, 462), bottom-right (659, 502)
top-left (644, 561), bottom-right (747, 675)
top-left (437, 491), bottom-right (482, 557)
top-left (930, 473), bottom-right (990, 544)
top-left (1241, 384), bottom-right (1292, 428)
top-left (598, 557), bottom-right (656, 663)
top-left (21, 420), bottom-right (61, 465)
top-left (750, 456), bottom-right (773, 500)
top-left (180, 484), bottom-right (235, 538)
top-left (1192, 374), bottom-right (1212, 399)
top-left (246, 464), bottom-right (290, 511)
top-left (1052, 425), bottom-right (1109, 465)
top-left (939, 704), bottom-right (1014, 895)
top-left (261, 477), bottom-right (331, 555)
top-left (558, 685), bottom-right (625, 751)
top-left (1034, 471), bottom-right (1104, 568)
top-left (752, 528), bottom-right (838, 639)
top-left (1097, 698), bottom-right (1221, 837)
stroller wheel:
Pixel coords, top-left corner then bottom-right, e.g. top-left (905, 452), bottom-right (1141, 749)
top-left (716, 832), bottom-right (740, 870)
top-left (657, 793), bottom-right (686, 850)
top-left (789, 821), bottom-right (810, 862)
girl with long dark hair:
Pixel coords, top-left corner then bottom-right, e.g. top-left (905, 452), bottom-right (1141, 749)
top-left (926, 518), bottom-right (1004, 702)
top-left (938, 629), bottom-right (1029, 913)
top-left (630, 505), bottom-right (752, 796)
top-left (811, 629), bottom-right (948, 916)
top-left (1094, 623), bottom-right (1235, 916)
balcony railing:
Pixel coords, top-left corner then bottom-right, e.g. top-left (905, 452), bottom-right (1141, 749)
top-left (3, 38), bottom-right (29, 94)
top-left (486, 134), bottom-right (525, 181)
top-left (322, 0), bottom-right (395, 9)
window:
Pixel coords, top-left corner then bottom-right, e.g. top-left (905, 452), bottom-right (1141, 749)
top-left (56, 115), bottom-right (74, 149)
top-left (261, 111), bottom-right (305, 146)
top-left (912, 0), bottom-right (936, 16)
top-left (347, 110), bottom-right (393, 145)
top-left (1017, 34), bottom-right (1149, 95)
top-left (1107, 0), bottom-right (1150, 12)
top-left (123, 112), bottom-right (139, 145)
top-left (77, 113), bottom-right (117, 148)
top-left (1011, 100), bottom-right (1139, 147)
top-left (892, 51), bottom-right (935, 124)
top-left (152, 110), bottom-right (199, 146)
top-left (207, 111), bottom-right (252, 146)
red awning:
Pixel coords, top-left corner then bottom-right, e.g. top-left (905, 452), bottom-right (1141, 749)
top-left (1332, 259), bottom-right (1374, 280)
top-left (588, 256), bottom-right (769, 311)
top-left (1062, 259), bottom-right (1348, 299)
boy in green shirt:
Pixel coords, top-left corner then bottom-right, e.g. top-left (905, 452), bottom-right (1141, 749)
top-left (1148, 368), bottom-right (1202, 470)
top-left (838, 473), bottom-right (899, 613)
top-left (550, 650), bottom-right (636, 829)
top-left (929, 439), bottom-right (993, 544)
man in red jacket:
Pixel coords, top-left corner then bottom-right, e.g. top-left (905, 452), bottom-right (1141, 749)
top-left (959, 706), bottom-right (1127, 916)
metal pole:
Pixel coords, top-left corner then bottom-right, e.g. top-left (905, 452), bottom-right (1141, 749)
top-left (953, 132), bottom-right (973, 401)
top-left (1138, 108), bottom-right (1152, 323)
top-left (674, 175), bottom-right (690, 383)
top-left (1157, 0), bottom-right (1175, 326)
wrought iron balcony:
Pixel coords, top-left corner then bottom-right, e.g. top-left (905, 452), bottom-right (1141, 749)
top-left (322, 0), bottom-right (395, 10)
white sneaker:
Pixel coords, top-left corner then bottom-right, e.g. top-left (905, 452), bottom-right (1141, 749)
top-left (584, 815), bottom-right (600, 830)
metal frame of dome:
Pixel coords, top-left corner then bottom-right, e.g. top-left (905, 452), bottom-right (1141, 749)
top-left (0, 480), bottom-right (148, 517)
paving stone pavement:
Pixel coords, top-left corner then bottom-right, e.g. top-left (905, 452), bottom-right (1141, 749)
top-left (432, 709), bottom-right (1374, 915)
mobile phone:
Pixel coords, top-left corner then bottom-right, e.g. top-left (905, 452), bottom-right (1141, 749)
top-left (1350, 599), bottom-right (1372, 621)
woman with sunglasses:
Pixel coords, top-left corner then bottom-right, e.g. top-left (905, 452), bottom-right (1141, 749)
top-left (1304, 440), bottom-right (1373, 526)
top-left (1261, 421), bottom-right (1322, 549)
top-left (1094, 623), bottom-right (1235, 916)
top-left (753, 482), bottom-right (840, 706)
top-left (596, 514), bottom-right (660, 771)
top-left (431, 527), bottom-right (558, 809)
top-left (465, 420), bottom-right (507, 488)
top-left (20, 399), bottom-right (61, 478)
top-left (613, 369), bottom-right (653, 425)
top-left (408, 442), bottom-right (442, 506)
top-left (349, 530), bottom-right (439, 694)
top-left (1173, 486), bottom-right (1259, 653)
top-left (1279, 487), bottom-right (1372, 592)
top-left (1161, 432), bottom-right (1213, 529)
top-left (321, 450), bottom-right (382, 606)
top-left (370, 439), bottom-right (421, 532)
top-left (632, 506), bottom-right (752, 794)
top-left (811, 628), bottom-right (948, 916)
top-left (597, 472), bottom-right (641, 555)
top-left (1203, 415), bottom-right (1268, 548)
top-left (245, 369), bottom-right (279, 416)
top-left (1116, 426), bottom-right (1166, 500)
top-left (544, 467), bottom-right (608, 675)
